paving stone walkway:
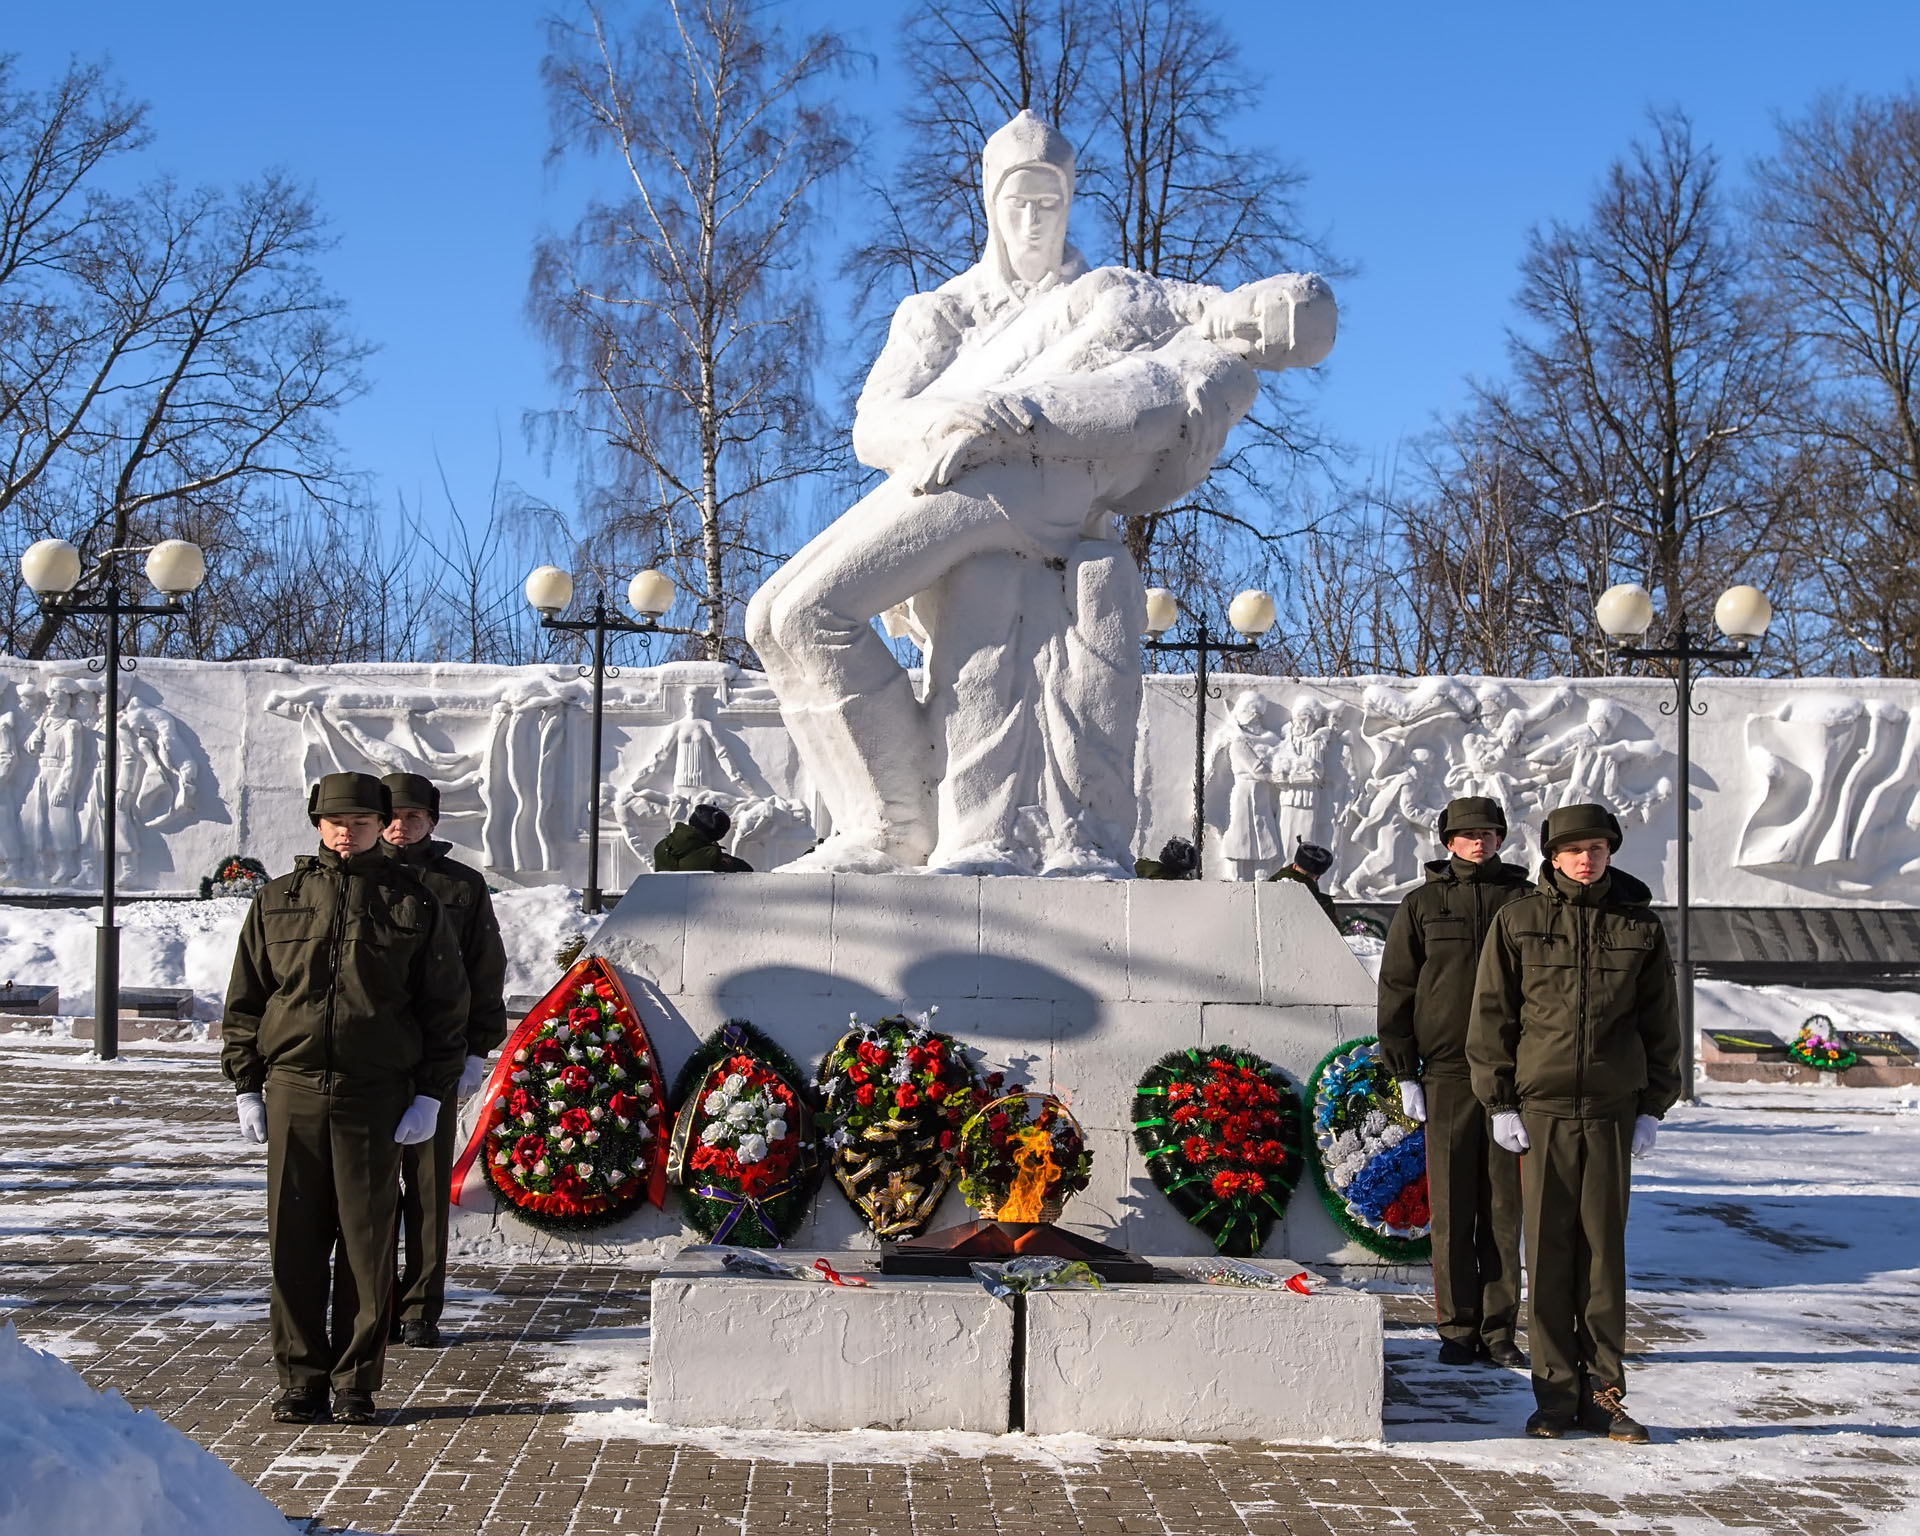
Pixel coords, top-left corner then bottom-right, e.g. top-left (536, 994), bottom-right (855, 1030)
top-left (2, 1040), bottom-right (1914, 1535)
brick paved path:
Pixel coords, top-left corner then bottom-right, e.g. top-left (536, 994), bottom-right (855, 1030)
top-left (2, 1040), bottom-right (1914, 1535)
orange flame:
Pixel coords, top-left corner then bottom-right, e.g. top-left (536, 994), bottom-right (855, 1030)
top-left (1000, 1124), bottom-right (1060, 1222)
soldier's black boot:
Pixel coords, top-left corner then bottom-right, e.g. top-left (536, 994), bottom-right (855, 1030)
top-left (1525, 1408), bottom-right (1573, 1438)
top-left (1437, 1338), bottom-right (1480, 1365)
top-left (1486, 1339), bottom-right (1528, 1369)
top-left (1579, 1381), bottom-right (1649, 1443)
top-left (399, 1319), bottom-right (442, 1348)
top-left (271, 1385), bottom-right (330, 1424)
top-left (332, 1389), bottom-right (378, 1425)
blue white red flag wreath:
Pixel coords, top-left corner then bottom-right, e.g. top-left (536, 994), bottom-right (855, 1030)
top-left (1306, 1037), bottom-right (1431, 1263)
top-left (666, 1020), bottom-right (821, 1246)
top-left (1131, 1046), bottom-right (1305, 1255)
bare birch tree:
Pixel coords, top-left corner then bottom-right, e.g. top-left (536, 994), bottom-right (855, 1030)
top-left (1472, 111), bottom-right (1793, 663)
top-left (530, 0), bottom-right (854, 662)
top-left (0, 56), bottom-right (370, 662)
top-left (1752, 89), bottom-right (1920, 676)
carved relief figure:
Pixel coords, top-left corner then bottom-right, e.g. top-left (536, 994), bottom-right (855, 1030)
top-left (1346, 746), bottom-right (1445, 899)
top-left (26, 679), bottom-right (96, 885)
top-left (1274, 695), bottom-right (1337, 861)
top-left (1738, 696), bottom-right (1919, 879)
top-left (745, 109), bottom-right (1336, 877)
top-left (1527, 699), bottom-right (1671, 820)
top-left (1211, 692), bottom-right (1285, 880)
top-left (0, 683), bottom-right (26, 879)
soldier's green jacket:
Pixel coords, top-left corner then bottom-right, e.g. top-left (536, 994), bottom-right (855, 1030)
top-left (1467, 865), bottom-right (1682, 1121)
top-left (1378, 855), bottom-right (1532, 1082)
top-left (653, 823), bottom-right (753, 873)
top-left (1134, 858), bottom-right (1187, 880)
top-left (382, 837), bottom-right (508, 1057)
top-left (221, 846), bottom-right (470, 1099)
top-left (1265, 863), bottom-right (1336, 924)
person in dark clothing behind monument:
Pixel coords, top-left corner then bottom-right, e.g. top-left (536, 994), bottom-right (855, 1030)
top-left (1135, 836), bottom-right (1198, 879)
top-left (1468, 802), bottom-right (1681, 1444)
top-left (379, 772), bottom-right (508, 1348)
top-left (223, 772), bottom-right (469, 1426)
top-left (653, 802), bottom-right (753, 872)
top-left (1266, 840), bottom-right (1337, 923)
top-left (1378, 795), bottom-right (1530, 1369)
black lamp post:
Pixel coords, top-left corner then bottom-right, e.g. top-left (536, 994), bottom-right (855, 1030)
top-left (525, 564), bottom-right (701, 914)
top-left (20, 537), bottom-right (206, 1059)
top-left (1596, 579), bottom-right (1774, 1103)
top-left (1140, 586), bottom-right (1277, 878)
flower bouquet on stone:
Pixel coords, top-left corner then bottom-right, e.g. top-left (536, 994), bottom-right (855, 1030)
top-left (957, 1089), bottom-right (1091, 1224)
top-left (667, 1020), bottom-right (820, 1246)
top-left (1788, 1014), bottom-right (1858, 1073)
top-left (461, 954), bottom-right (668, 1231)
top-left (1132, 1046), bottom-right (1305, 1256)
top-left (199, 854), bottom-right (269, 899)
top-left (816, 1009), bottom-right (996, 1239)
top-left (1306, 1037), bottom-right (1431, 1262)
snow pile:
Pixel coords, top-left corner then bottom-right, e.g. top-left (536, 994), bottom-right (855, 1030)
top-left (0, 883), bottom-right (599, 1020)
top-left (0, 1322), bottom-right (289, 1535)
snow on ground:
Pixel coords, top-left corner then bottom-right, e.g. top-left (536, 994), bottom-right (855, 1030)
top-left (0, 883), bottom-right (600, 1022)
top-left (0, 1322), bottom-right (291, 1536)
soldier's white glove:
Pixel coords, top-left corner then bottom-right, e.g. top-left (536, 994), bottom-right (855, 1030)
top-left (1398, 1081), bottom-right (1427, 1123)
top-left (1491, 1110), bottom-right (1531, 1155)
top-left (457, 1054), bottom-right (490, 1100)
top-left (1631, 1114), bottom-right (1659, 1157)
top-left (393, 1095), bottom-right (441, 1146)
top-left (235, 1092), bottom-right (267, 1145)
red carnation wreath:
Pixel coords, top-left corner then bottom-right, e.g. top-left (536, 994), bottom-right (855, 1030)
top-left (453, 955), bottom-right (669, 1231)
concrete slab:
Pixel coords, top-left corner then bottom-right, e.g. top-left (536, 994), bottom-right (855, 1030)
top-left (1022, 1272), bottom-right (1382, 1442)
top-left (1125, 880), bottom-right (1262, 1003)
top-left (1255, 880), bottom-right (1373, 1007)
top-left (648, 1254), bottom-right (1013, 1432)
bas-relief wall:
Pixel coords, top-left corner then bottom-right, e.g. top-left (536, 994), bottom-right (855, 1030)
top-left (1, 655), bottom-right (1915, 909)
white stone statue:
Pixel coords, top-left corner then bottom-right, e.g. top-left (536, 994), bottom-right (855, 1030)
top-left (1738, 696), bottom-right (1919, 877)
top-left (746, 110), bottom-right (1335, 876)
top-left (1346, 746), bottom-right (1445, 899)
top-left (1212, 692), bottom-right (1285, 880)
top-left (26, 679), bottom-right (96, 886)
top-left (0, 683), bottom-right (26, 880)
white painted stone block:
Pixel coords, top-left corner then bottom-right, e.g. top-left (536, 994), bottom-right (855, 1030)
top-left (1126, 879), bottom-right (1262, 1003)
top-left (600, 875), bottom-right (690, 994)
top-left (977, 877), bottom-right (1130, 1002)
top-left (648, 1259), bottom-right (1013, 1432)
top-left (1050, 999), bottom-right (1201, 1132)
top-left (1022, 1276), bottom-right (1382, 1442)
top-left (1255, 880), bottom-right (1374, 1006)
top-left (832, 874), bottom-right (982, 999)
top-left (680, 872), bottom-right (838, 997)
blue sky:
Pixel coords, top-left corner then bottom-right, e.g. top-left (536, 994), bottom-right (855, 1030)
top-left (13, 1), bottom-right (1920, 568)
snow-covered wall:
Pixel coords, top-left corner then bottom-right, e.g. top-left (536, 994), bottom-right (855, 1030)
top-left (1, 656), bottom-right (1915, 907)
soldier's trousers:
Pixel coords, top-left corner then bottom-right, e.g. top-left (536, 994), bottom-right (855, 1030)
top-left (1425, 1073), bottom-right (1522, 1350)
top-left (396, 1093), bottom-right (457, 1326)
top-left (266, 1076), bottom-right (406, 1392)
top-left (1519, 1107), bottom-right (1635, 1417)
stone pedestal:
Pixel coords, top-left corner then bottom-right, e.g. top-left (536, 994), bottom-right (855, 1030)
top-left (1022, 1277), bottom-right (1382, 1441)
top-left (646, 1254), bottom-right (1383, 1442)
top-left (648, 1253), bottom-right (1013, 1432)
top-left (584, 872), bottom-right (1380, 1264)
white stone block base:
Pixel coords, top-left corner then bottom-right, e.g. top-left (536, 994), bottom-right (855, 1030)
top-left (1022, 1276), bottom-right (1382, 1442)
top-left (648, 1256), bottom-right (1013, 1432)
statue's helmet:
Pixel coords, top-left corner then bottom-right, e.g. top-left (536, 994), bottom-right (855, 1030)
top-left (981, 109), bottom-right (1075, 204)
top-left (981, 110), bottom-right (1076, 284)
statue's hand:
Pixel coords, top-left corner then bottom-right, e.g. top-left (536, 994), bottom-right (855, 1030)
top-left (910, 393), bottom-right (1043, 493)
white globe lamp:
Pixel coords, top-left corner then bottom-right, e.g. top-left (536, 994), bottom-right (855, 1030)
top-left (1595, 582), bottom-right (1655, 641)
top-left (628, 568), bottom-right (676, 620)
top-left (1143, 587), bottom-right (1179, 636)
top-left (1228, 589), bottom-right (1276, 638)
top-left (21, 539), bottom-right (82, 597)
top-left (145, 539), bottom-right (206, 597)
top-left (1714, 584), bottom-right (1773, 644)
top-left (524, 565), bottom-right (574, 618)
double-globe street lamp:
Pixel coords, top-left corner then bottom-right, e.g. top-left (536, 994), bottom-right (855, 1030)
top-left (1141, 587), bottom-right (1278, 878)
top-left (1595, 580), bottom-right (1774, 1103)
top-left (525, 564), bottom-right (700, 915)
top-left (19, 537), bottom-right (208, 1059)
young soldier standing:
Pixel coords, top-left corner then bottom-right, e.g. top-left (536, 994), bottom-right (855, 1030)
top-left (223, 772), bottom-right (469, 1425)
top-left (1377, 795), bottom-right (1530, 1369)
top-left (380, 772), bottom-right (508, 1348)
top-left (1468, 802), bottom-right (1681, 1443)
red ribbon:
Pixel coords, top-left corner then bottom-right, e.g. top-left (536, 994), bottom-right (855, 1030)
top-left (813, 1258), bottom-right (868, 1287)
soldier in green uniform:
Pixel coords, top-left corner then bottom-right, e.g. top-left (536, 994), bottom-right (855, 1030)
top-left (1134, 836), bottom-right (1198, 880)
top-left (223, 772), bottom-right (469, 1425)
top-left (653, 802), bottom-right (753, 872)
top-left (1378, 795), bottom-right (1530, 1368)
top-left (1266, 840), bottom-right (1337, 924)
top-left (379, 772), bottom-right (508, 1348)
top-left (1468, 802), bottom-right (1681, 1443)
